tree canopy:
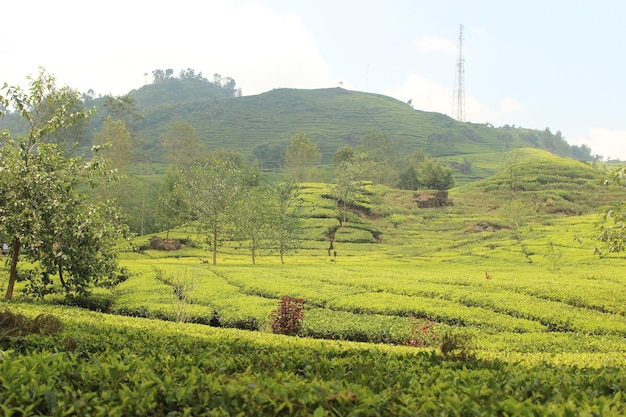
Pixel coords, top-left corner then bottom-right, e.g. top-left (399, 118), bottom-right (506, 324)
top-left (0, 69), bottom-right (127, 300)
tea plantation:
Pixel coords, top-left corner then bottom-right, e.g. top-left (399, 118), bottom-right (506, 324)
top-left (2, 153), bottom-right (626, 415)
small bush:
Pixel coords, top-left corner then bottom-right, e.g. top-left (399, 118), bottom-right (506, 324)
top-left (270, 295), bottom-right (305, 336)
top-left (63, 293), bottom-right (115, 313)
top-left (405, 317), bottom-right (439, 347)
top-left (0, 309), bottom-right (64, 339)
top-left (439, 331), bottom-right (476, 361)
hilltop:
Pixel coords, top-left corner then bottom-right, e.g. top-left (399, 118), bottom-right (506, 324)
top-left (116, 77), bottom-right (591, 181)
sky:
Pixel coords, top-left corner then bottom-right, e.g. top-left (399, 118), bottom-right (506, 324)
top-left (3, 0), bottom-right (626, 160)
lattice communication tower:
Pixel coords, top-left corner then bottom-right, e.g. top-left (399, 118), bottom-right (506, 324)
top-left (452, 24), bottom-right (466, 122)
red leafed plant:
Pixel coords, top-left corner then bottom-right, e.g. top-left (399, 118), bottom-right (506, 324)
top-left (405, 316), bottom-right (439, 347)
top-left (270, 295), bottom-right (305, 336)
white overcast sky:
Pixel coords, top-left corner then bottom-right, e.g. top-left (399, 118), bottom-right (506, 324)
top-left (3, 0), bottom-right (626, 160)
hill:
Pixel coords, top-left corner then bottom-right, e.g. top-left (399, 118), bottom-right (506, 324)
top-left (120, 78), bottom-right (591, 181)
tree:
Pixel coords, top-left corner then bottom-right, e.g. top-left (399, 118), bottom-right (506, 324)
top-left (398, 165), bottom-right (420, 190)
top-left (93, 117), bottom-right (132, 170)
top-left (252, 142), bottom-right (285, 169)
top-left (397, 151), bottom-right (428, 190)
top-left (233, 187), bottom-right (271, 265)
top-left (102, 94), bottom-right (143, 138)
top-left (100, 175), bottom-right (158, 236)
top-left (418, 158), bottom-right (455, 190)
top-left (0, 70), bottom-right (126, 300)
top-left (208, 149), bottom-right (260, 187)
top-left (177, 159), bottom-right (243, 265)
top-left (163, 120), bottom-right (207, 168)
top-left (268, 180), bottom-right (302, 264)
top-left (354, 129), bottom-right (403, 186)
top-left (284, 132), bottom-right (322, 182)
top-left (156, 167), bottom-right (187, 240)
top-left (332, 157), bottom-right (371, 226)
top-left (595, 167), bottom-right (626, 256)
top-left (332, 145), bottom-right (356, 167)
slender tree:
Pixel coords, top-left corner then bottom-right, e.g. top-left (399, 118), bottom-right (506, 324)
top-left (93, 116), bottom-right (132, 170)
top-left (284, 132), bottom-right (322, 182)
top-left (233, 187), bottom-right (271, 265)
top-left (163, 120), bottom-right (207, 168)
top-left (177, 159), bottom-right (243, 265)
top-left (0, 69), bottom-right (126, 300)
top-left (269, 179), bottom-right (302, 264)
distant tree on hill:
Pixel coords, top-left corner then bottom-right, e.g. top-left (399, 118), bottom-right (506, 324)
top-left (354, 129), bottom-right (406, 186)
top-left (332, 145), bottom-right (356, 167)
top-left (285, 132), bottom-right (323, 182)
top-left (252, 142), bottom-right (286, 169)
top-left (207, 148), bottom-right (260, 187)
top-left (102, 94), bottom-right (143, 138)
top-left (93, 117), bottom-right (132, 170)
top-left (156, 167), bottom-right (187, 240)
top-left (398, 165), bottom-right (420, 190)
top-left (418, 158), bottom-right (455, 190)
top-left (163, 120), bottom-right (207, 168)
top-left (332, 157), bottom-right (371, 226)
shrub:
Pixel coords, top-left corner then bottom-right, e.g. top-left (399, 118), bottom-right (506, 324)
top-left (439, 331), bottom-right (476, 361)
top-left (270, 295), bottom-right (305, 336)
top-left (405, 317), bottom-right (439, 347)
top-left (0, 309), bottom-right (63, 339)
top-left (62, 293), bottom-right (115, 313)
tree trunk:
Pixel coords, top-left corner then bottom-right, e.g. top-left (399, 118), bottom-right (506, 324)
top-left (212, 224), bottom-right (218, 266)
top-left (58, 264), bottom-right (68, 295)
top-left (5, 238), bottom-right (21, 301)
top-left (251, 238), bottom-right (256, 265)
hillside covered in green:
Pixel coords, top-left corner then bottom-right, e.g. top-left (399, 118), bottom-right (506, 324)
top-left (102, 76), bottom-right (593, 181)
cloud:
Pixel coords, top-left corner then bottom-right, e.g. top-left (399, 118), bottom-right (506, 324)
top-left (569, 128), bottom-right (626, 161)
top-left (2, 0), bottom-right (337, 96)
top-left (414, 36), bottom-right (457, 56)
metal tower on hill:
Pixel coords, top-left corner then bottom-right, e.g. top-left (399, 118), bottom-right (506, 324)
top-left (452, 24), bottom-right (466, 122)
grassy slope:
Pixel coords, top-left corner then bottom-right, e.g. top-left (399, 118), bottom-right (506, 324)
top-left (130, 85), bottom-right (559, 183)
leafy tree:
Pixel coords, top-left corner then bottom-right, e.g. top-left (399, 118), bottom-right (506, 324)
top-left (398, 165), bottom-right (420, 190)
top-left (233, 187), bottom-right (271, 265)
top-left (0, 69), bottom-right (91, 154)
top-left (332, 145), bottom-right (356, 167)
top-left (397, 151), bottom-right (428, 190)
top-left (418, 158), bottom-right (455, 190)
top-left (93, 117), bottom-right (132, 170)
top-left (595, 167), bottom-right (626, 256)
top-left (102, 94), bottom-right (143, 138)
top-left (252, 143), bottom-right (285, 169)
top-left (332, 156), bottom-right (372, 226)
top-left (100, 175), bottom-right (158, 236)
top-left (354, 129), bottom-right (402, 186)
top-left (268, 179), bottom-right (302, 264)
top-left (0, 70), bottom-right (126, 300)
top-left (208, 149), bottom-right (260, 187)
top-left (284, 132), bottom-right (322, 182)
top-left (163, 120), bottom-right (207, 168)
top-left (156, 167), bottom-right (187, 240)
top-left (427, 132), bottom-right (446, 157)
top-left (177, 159), bottom-right (243, 265)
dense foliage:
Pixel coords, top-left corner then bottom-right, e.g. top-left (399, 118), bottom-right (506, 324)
top-left (0, 305), bottom-right (624, 416)
top-left (0, 70), bottom-right (127, 300)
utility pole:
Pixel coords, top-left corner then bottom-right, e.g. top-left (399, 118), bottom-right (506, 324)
top-left (452, 24), bottom-right (466, 122)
